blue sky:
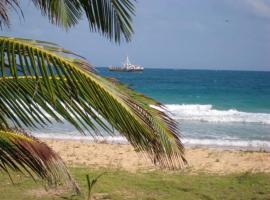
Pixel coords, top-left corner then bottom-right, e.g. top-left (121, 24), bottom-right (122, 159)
top-left (2, 0), bottom-right (270, 71)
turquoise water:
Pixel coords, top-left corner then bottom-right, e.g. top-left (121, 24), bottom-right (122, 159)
top-left (100, 68), bottom-right (270, 113)
top-left (34, 68), bottom-right (270, 150)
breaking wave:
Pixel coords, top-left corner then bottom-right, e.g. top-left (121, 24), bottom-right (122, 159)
top-left (165, 104), bottom-right (270, 125)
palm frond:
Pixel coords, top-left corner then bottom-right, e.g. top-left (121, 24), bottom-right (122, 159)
top-left (1, 0), bottom-right (135, 42)
top-left (32, 0), bottom-right (135, 42)
top-left (80, 0), bottom-right (135, 42)
top-left (32, 0), bottom-right (83, 30)
top-left (0, 36), bottom-right (187, 169)
top-left (0, 129), bottom-right (80, 193)
top-left (0, 0), bottom-right (22, 28)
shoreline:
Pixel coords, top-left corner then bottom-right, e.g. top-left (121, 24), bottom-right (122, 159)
top-left (36, 134), bottom-right (270, 152)
top-left (42, 138), bottom-right (270, 174)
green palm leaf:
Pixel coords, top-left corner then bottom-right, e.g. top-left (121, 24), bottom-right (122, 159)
top-left (0, 36), bottom-right (187, 169)
top-left (0, 0), bottom-right (135, 42)
top-left (32, 0), bottom-right (83, 29)
top-left (0, 0), bottom-right (22, 28)
top-left (80, 0), bottom-right (135, 42)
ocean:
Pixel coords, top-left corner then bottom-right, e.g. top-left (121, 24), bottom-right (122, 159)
top-left (33, 68), bottom-right (270, 150)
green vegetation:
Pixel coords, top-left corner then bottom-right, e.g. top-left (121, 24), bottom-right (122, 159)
top-left (0, 0), bottom-right (186, 191)
top-left (1, 167), bottom-right (270, 200)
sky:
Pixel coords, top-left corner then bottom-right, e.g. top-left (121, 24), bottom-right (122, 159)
top-left (2, 0), bottom-right (270, 71)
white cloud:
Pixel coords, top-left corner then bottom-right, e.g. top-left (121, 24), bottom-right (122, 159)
top-left (245, 0), bottom-right (270, 18)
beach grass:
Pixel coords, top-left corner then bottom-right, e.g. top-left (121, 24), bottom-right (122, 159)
top-left (1, 167), bottom-right (270, 200)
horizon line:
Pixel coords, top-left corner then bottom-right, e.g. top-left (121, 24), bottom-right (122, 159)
top-left (95, 66), bottom-right (270, 72)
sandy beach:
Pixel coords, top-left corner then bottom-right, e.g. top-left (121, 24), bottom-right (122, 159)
top-left (44, 139), bottom-right (270, 174)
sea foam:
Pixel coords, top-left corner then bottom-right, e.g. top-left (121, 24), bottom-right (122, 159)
top-left (165, 104), bottom-right (270, 124)
top-left (35, 134), bottom-right (270, 151)
top-left (182, 138), bottom-right (270, 150)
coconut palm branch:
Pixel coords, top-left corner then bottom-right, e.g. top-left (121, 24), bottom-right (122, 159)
top-left (0, 0), bottom-right (175, 190)
top-left (0, 37), bottom-right (187, 171)
top-left (0, 0), bottom-right (21, 28)
top-left (0, 129), bottom-right (80, 193)
top-left (0, 0), bottom-right (135, 42)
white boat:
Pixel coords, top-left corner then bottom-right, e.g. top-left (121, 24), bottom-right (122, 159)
top-left (108, 56), bottom-right (144, 72)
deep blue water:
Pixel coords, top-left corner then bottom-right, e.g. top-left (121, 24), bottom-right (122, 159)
top-left (99, 68), bottom-right (270, 113)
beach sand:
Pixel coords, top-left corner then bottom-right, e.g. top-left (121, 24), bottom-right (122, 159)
top-left (44, 139), bottom-right (270, 174)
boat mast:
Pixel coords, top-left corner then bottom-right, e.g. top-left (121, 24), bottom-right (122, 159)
top-left (124, 56), bottom-right (131, 69)
top-left (126, 56), bottom-right (131, 65)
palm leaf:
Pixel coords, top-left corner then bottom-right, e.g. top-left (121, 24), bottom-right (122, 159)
top-left (0, 129), bottom-right (80, 193)
top-left (0, 0), bottom-right (135, 42)
top-left (32, 0), bottom-right (83, 29)
top-left (80, 0), bottom-right (135, 42)
top-left (0, 0), bottom-right (22, 28)
top-left (0, 36), bottom-right (187, 168)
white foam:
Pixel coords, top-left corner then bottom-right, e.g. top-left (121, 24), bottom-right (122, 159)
top-left (165, 104), bottom-right (270, 124)
top-left (183, 138), bottom-right (270, 151)
top-left (35, 134), bottom-right (270, 151)
top-left (35, 134), bottom-right (128, 144)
